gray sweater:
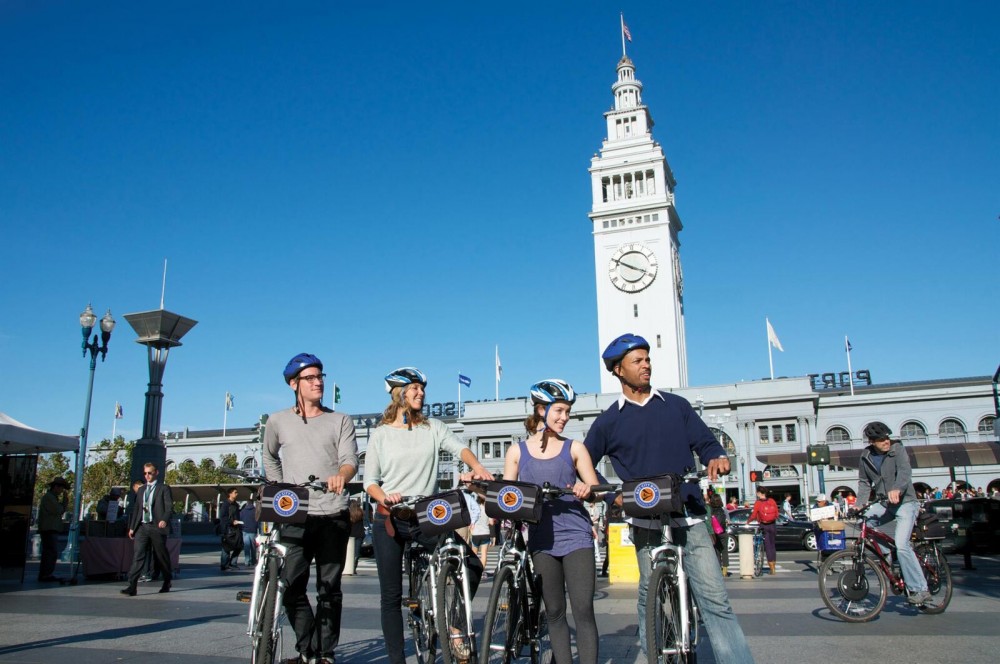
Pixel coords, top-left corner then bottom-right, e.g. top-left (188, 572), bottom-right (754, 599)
top-left (363, 418), bottom-right (468, 498)
top-left (263, 407), bottom-right (358, 515)
top-left (857, 441), bottom-right (917, 507)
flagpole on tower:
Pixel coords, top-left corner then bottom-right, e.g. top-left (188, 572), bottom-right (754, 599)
top-left (845, 336), bottom-right (855, 396)
top-left (620, 13), bottom-right (631, 57)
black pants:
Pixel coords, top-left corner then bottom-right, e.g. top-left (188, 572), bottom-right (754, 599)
top-left (39, 530), bottom-right (59, 579)
top-left (127, 523), bottom-right (172, 588)
top-left (280, 513), bottom-right (351, 661)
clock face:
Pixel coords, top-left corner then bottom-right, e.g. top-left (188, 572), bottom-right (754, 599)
top-left (609, 243), bottom-right (658, 292)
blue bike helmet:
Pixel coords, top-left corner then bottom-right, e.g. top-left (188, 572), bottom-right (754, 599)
top-left (601, 333), bottom-right (650, 371)
top-left (384, 367), bottom-right (428, 392)
top-left (530, 379), bottom-right (577, 405)
top-left (283, 353), bottom-right (323, 384)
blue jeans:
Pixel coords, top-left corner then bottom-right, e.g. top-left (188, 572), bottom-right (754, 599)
top-left (866, 500), bottom-right (927, 593)
top-left (243, 531), bottom-right (257, 566)
top-left (632, 522), bottom-right (754, 663)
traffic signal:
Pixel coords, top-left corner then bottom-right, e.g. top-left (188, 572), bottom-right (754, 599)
top-left (749, 470), bottom-right (763, 483)
top-left (334, 384), bottom-right (342, 404)
top-left (807, 444), bottom-right (830, 466)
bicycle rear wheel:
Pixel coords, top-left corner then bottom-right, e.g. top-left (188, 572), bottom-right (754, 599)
top-left (437, 559), bottom-right (476, 664)
top-left (407, 558), bottom-right (436, 664)
top-left (646, 565), bottom-right (690, 663)
top-left (818, 549), bottom-right (887, 622)
top-left (251, 557), bottom-right (280, 664)
top-left (916, 542), bottom-right (952, 614)
top-left (480, 565), bottom-right (518, 664)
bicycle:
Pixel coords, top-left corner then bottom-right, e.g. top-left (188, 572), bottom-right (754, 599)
top-left (223, 467), bottom-right (328, 664)
top-left (818, 500), bottom-right (953, 623)
top-left (748, 526), bottom-right (765, 578)
top-left (475, 479), bottom-right (613, 664)
top-left (598, 469), bottom-right (707, 664)
top-left (389, 490), bottom-right (479, 664)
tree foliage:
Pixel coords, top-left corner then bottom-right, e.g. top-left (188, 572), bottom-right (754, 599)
top-left (82, 436), bottom-right (134, 515)
top-left (34, 452), bottom-right (73, 507)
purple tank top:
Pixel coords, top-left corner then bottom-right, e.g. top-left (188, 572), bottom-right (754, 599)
top-left (517, 439), bottom-right (594, 557)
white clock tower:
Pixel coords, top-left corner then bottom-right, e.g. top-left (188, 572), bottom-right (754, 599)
top-left (589, 54), bottom-right (688, 393)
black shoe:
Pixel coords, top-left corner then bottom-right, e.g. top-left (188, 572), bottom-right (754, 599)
top-left (220, 565), bottom-right (227, 572)
top-left (120, 587), bottom-right (137, 596)
top-left (159, 581), bottom-right (171, 593)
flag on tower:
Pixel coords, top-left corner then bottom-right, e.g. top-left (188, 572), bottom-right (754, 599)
top-left (225, 392), bottom-right (234, 411)
top-left (495, 347), bottom-right (503, 381)
top-left (114, 402), bottom-right (123, 419)
top-left (459, 374), bottom-right (472, 387)
top-left (766, 318), bottom-right (784, 352)
top-left (622, 19), bottom-right (632, 42)
top-left (845, 337), bottom-right (853, 352)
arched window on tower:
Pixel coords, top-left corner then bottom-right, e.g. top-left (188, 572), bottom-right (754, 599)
top-left (938, 419), bottom-right (967, 444)
top-left (900, 421), bottom-right (928, 446)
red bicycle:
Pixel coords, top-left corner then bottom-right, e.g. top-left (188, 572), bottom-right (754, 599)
top-left (818, 501), bottom-right (952, 622)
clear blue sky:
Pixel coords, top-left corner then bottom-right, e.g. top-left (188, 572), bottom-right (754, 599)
top-left (2, 1), bottom-right (997, 444)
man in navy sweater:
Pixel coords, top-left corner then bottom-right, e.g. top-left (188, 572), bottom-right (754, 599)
top-left (584, 333), bottom-right (754, 663)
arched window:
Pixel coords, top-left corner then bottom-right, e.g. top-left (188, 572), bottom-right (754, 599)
top-left (709, 427), bottom-right (736, 455)
top-left (938, 419), bottom-right (967, 444)
top-left (978, 416), bottom-right (995, 437)
top-left (825, 426), bottom-right (851, 444)
top-left (900, 421), bottom-right (928, 445)
top-left (242, 457), bottom-right (258, 470)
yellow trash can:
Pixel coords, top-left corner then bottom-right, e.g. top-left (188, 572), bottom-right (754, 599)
top-left (607, 523), bottom-right (640, 584)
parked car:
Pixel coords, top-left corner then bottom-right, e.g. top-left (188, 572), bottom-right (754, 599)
top-left (724, 508), bottom-right (818, 553)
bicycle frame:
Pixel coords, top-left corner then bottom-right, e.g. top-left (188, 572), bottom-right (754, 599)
top-left (246, 526), bottom-right (287, 644)
top-left (854, 519), bottom-right (908, 592)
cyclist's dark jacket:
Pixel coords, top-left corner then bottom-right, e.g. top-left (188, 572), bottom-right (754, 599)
top-left (857, 441), bottom-right (917, 507)
top-left (584, 390), bottom-right (725, 516)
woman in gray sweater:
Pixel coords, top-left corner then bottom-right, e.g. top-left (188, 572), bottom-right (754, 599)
top-left (364, 367), bottom-right (493, 664)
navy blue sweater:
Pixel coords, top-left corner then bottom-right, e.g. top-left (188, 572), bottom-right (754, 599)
top-left (584, 391), bottom-right (726, 515)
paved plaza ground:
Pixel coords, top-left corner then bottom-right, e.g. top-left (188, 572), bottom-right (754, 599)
top-left (1, 546), bottom-right (998, 663)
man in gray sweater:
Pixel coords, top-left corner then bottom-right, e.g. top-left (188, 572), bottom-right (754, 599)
top-left (856, 422), bottom-right (929, 605)
top-left (263, 353), bottom-right (358, 664)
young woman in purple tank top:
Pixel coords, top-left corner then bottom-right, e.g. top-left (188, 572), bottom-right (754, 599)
top-left (502, 379), bottom-right (602, 664)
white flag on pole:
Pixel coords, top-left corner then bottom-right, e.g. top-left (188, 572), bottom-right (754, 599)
top-left (495, 347), bottom-right (503, 381)
top-left (766, 318), bottom-right (784, 352)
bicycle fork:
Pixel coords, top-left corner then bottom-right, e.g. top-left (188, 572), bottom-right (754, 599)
top-left (439, 540), bottom-right (476, 657)
top-left (650, 540), bottom-right (692, 656)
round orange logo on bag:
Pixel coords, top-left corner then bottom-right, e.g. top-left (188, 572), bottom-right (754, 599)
top-left (425, 498), bottom-right (453, 526)
top-left (272, 489), bottom-right (301, 518)
top-left (633, 481), bottom-right (661, 509)
top-left (497, 486), bottom-right (524, 513)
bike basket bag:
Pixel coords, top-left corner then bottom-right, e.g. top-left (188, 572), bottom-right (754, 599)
top-left (621, 474), bottom-right (683, 517)
top-left (483, 480), bottom-right (543, 523)
top-left (913, 511), bottom-right (946, 540)
top-left (257, 485), bottom-right (310, 524)
top-left (414, 490), bottom-right (471, 536)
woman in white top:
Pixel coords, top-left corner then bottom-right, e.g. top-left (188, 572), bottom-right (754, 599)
top-left (364, 367), bottom-right (493, 664)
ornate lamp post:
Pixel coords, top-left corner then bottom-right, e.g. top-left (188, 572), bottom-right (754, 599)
top-left (66, 304), bottom-right (115, 567)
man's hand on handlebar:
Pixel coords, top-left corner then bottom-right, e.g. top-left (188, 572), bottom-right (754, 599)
top-left (381, 492), bottom-right (403, 507)
top-left (570, 481), bottom-right (593, 501)
top-left (459, 466), bottom-right (494, 483)
top-left (706, 457), bottom-right (731, 482)
top-left (327, 475), bottom-right (346, 494)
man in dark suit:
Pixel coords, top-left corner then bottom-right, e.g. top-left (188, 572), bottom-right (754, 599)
top-left (121, 462), bottom-right (173, 596)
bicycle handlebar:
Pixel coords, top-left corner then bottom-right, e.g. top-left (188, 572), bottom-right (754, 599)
top-left (220, 468), bottom-right (329, 493)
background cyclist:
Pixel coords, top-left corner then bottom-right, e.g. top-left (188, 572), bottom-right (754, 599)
top-left (583, 333), bottom-right (754, 663)
top-left (502, 379), bottom-right (602, 664)
top-left (748, 485), bottom-right (779, 575)
top-left (262, 353), bottom-right (358, 664)
top-left (855, 422), bottom-right (930, 605)
top-left (363, 367), bottom-right (493, 664)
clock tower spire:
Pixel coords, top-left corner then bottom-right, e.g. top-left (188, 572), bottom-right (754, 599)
top-left (589, 54), bottom-right (688, 393)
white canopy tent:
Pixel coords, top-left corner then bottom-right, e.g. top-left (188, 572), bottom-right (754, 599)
top-left (0, 412), bottom-right (78, 454)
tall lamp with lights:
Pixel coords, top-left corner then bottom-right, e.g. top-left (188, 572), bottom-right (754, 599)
top-left (65, 304), bottom-right (115, 579)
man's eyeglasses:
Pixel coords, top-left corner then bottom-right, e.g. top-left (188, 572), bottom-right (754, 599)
top-left (298, 373), bottom-right (326, 384)
top-left (143, 471), bottom-right (156, 476)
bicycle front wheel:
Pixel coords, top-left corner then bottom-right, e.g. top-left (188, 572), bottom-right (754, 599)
top-left (753, 539), bottom-right (765, 578)
top-left (480, 565), bottom-right (518, 664)
top-left (818, 549), bottom-right (887, 623)
top-left (916, 542), bottom-right (952, 614)
top-left (645, 565), bottom-right (689, 663)
top-left (251, 557), bottom-right (280, 664)
top-left (408, 558), bottom-right (436, 664)
top-left (437, 559), bottom-right (476, 664)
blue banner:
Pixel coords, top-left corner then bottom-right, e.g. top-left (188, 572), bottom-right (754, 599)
top-left (458, 374), bottom-right (472, 387)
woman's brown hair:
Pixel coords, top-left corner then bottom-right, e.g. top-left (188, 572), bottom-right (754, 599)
top-left (381, 385), bottom-right (428, 429)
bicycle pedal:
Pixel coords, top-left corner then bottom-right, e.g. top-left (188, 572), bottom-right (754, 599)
top-left (236, 591), bottom-right (252, 603)
top-left (404, 598), bottom-right (421, 610)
